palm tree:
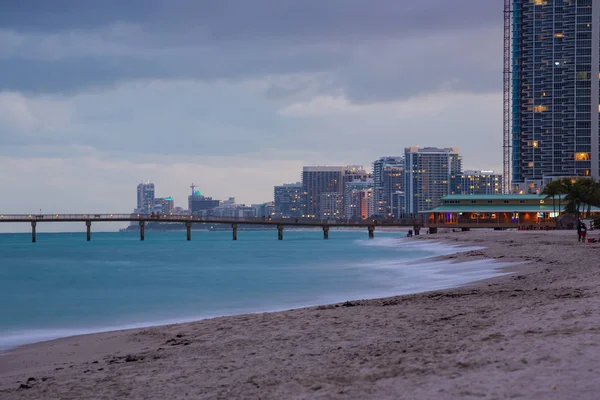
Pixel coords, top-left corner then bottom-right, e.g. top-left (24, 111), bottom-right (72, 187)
top-left (541, 179), bottom-right (562, 226)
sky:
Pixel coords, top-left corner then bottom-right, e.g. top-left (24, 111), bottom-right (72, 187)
top-left (0, 1), bottom-right (503, 231)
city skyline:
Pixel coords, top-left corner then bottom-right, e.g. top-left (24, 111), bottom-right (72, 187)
top-left (0, 1), bottom-right (503, 223)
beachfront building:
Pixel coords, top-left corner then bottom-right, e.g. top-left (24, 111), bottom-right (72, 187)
top-left (454, 170), bottom-right (503, 196)
top-left (344, 177), bottom-right (374, 220)
top-left (511, 0), bottom-right (600, 193)
top-left (390, 190), bottom-right (406, 217)
top-left (425, 194), bottom-right (600, 229)
top-left (404, 147), bottom-right (462, 215)
top-left (136, 181), bottom-right (155, 213)
top-left (372, 156), bottom-right (404, 218)
top-left (188, 186), bottom-right (220, 216)
top-left (301, 166), bottom-right (345, 218)
top-left (319, 192), bottom-right (344, 219)
top-left (273, 182), bottom-right (303, 218)
top-left (360, 189), bottom-right (375, 220)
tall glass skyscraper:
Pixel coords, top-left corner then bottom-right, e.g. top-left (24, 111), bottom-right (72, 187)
top-left (511, 0), bottom-right (600, 193)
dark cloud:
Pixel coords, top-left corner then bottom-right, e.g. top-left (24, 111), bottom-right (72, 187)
top-left (0, 0), bottom-right (503, 99)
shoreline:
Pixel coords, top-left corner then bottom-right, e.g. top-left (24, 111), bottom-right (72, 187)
top-left (0, 237), bottom-right (502, 352)
top-left (2, 230), bottom-right (600, 399)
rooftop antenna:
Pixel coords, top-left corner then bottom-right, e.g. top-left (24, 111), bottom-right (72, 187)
top-left (190, 183), bottom-right (196, 195)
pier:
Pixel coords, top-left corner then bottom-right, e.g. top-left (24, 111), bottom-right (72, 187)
top-left (0, 214), bottom-right (424, 242)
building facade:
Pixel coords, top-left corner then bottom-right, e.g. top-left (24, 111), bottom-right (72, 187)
top-left (454, 170), bottom-right (503, 196)
top-left (372, 157), bottom-right (404, 218)
top-left (136, 182), bottom-right (155, 213)
top-left (319, 192), bottom-right (344, 219)
top-left (511, 0), bottom-right (600, 193)
top-left (404, 147), bottom-right (462, 214)
top-left (273, 182), bottom-right (303, 218)
top-left (301, 166), bottom-right (344, 218)
top-left (344, 178), bottom-right (374, 219)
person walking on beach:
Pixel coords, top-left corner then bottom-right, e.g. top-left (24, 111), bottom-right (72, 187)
top-left (581, 222), bottom-right (587, 243)
top-left (577, 221), bottom-right (583, 242)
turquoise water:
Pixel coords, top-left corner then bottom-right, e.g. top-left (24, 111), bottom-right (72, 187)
top-left (0, 230), bottom-right (505, 350)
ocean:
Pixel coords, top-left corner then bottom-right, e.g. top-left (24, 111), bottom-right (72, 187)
top-left (0, 230), bottom-right (507, 350)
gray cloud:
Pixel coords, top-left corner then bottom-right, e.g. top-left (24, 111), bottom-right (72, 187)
top-left (0, 0), bottom-right (502, 100)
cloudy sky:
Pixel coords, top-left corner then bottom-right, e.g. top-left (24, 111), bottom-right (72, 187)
top-left (1, 1), bottom-right (502, 231)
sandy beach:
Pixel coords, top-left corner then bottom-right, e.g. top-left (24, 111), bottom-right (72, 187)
top-left (1, 230), bottom-right (600, 399)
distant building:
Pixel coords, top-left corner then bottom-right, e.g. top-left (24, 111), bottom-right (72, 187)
top-left (252, 202), bottom-right (275, 218)
top-left (360, 189), bottom-right (375, 220)
top-left (344, 178), bottom-right (374, 220)
top-left (390, 191), bottom-right (406, 217)
top-left (136, 182), bottom-right (155, 213)
top-left (161, 197), bottom-right (175, 214)
top-left (372, 157), bottom-right (404, 218)
top-left (301, 166), bottom-right (345, 218)
top-left (454, 170), bottom-right (502, 196)
top-left (320, 192), bottom-right (344, 219)
top-left (188, 184), bottom-right (220, 215)
top-left (273, 182), bottom-right (303, 218)
top-left (404, 147), bottom-right (462, 214)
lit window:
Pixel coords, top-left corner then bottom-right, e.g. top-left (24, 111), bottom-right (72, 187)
top-left (575, 152), bottom-right (590, 161)
top-left (528, 162), bottom-right (535, 167)
top-left (554, 33), bottom-right (564, 38)
top-left (534, 105), bottom-right (548, 113)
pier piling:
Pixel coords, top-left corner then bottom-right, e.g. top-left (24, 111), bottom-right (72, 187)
top-left (139, 221), bottom-right (145, 241)
top-left (31, 221), bottom-right (36, 243)
top-left (277, 225), bottom-right (284, 240)
top-left (86, 220), bottom-right (91, 241)
top-left (232, 224), bottom-right (238, 241)
top-left (186, 222), bottom-right (192, 241)
top-left (368, 225), bottom-right (375, 239)
top-left (323, 226), bottom-right (329, 240)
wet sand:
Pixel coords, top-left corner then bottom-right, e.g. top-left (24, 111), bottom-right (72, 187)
top-left (1, 230), bottom-right (599, 399)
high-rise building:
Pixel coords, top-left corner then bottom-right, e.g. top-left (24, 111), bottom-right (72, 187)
top-left (404, 147), bottom-right (462, 214)
top-left (359, 189), bottom-right (375, 220)
top-left (273, 182), bottom-right (303, 218)
top-left (301, 166), bottom-right (345, 218)
top-left (136, 182), bottom-right (155, 213)
top-left (454, 170), bottom-right (502, 196)
top-left (510, 0), bottom-right (600, 193)
top-left (187, 184), bottom-right (220, 215)
top-left (390, 190), bottom-right (406, 217)
top-left (372, 157), bottom-right (404, 218)
top-left (344, 178), bottom-right (374, 219)
top-left (319, 192), bottom-right (344, 219)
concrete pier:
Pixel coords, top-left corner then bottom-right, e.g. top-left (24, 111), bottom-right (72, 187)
top-left (232, 224), bottom-right (238, 241)
top-left (323, 226), bottom-right (329, 240)
top-left (31, 221), bottom-right (36, 243)
top-left (139, 221), bottom-right (145, 241)
top-left (86, 220), bottom-right (91, 241)
top-left (368, 225), bottom-right (375, 239)
top-left (186, 222), bottom-right (191, 241)
top-left (277, 225), bottom-right (284, 240)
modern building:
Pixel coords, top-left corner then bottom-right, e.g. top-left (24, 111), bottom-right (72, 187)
top-left (152, 197), bottom-right (175, 214)
top-left (359, 189), bottom-right (375, 220)
top-left (390, 190), bottom-right (406, 217)
top-left (136, 182), bottom-right (155, 213)
top-left (510, 0), bottom-right (600, 193)
top-left (273, 182), bottom-right (303, 218)
top-left (301, 166), bottom-right (345, 218)
top-left (372, 157), bottom-right (404, 218)
top-left (252, 202), bottom-right (275, 218)
top-left (344, 178), bottom-right (374, 220)
top-left (454, 170), bottom-right (503, 196)
top-left (320, 192), bottom-right (344, 219)
top-left (188, 185), bottom-right (220, 215)
top-left (404, 147), bottom-right (462, 214)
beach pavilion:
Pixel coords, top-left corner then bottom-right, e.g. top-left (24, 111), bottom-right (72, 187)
top-left (424, 194), bottom-right (600, 230)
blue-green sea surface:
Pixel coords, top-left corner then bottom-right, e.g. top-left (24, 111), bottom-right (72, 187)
top-left (0, 230), bottom-right (508, 350)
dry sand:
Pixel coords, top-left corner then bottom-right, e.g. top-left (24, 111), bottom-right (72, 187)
top-left (1, 230), bottom-right (600, 399)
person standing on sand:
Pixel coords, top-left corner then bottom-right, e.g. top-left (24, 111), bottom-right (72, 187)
top-left (577, 221), bottom-right (583, 242)
top-left (581, 222), bottom-right (587, 243)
